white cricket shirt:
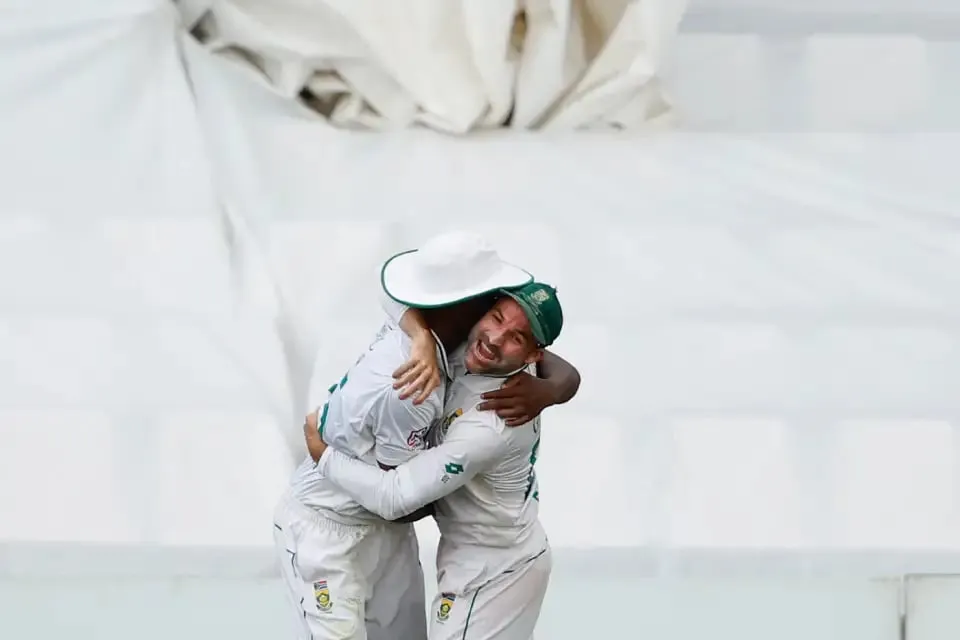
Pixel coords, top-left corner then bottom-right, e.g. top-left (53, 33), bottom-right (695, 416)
top-left (289, 295), bottom-right (452, 525)
top-left (317, 361), bottom-right (547, 554)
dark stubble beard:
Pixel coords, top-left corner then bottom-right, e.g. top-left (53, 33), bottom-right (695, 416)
top-left (466, 326), bottom-right (526, 376)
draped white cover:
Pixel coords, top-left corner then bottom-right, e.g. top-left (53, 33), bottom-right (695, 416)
top-left (178, 0), bottom-right (686, 132)
top-left (2, 0), bottom-right (960, 576)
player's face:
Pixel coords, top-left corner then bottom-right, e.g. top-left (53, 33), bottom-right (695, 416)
top-left (464, 297), bottom-right (542, 375)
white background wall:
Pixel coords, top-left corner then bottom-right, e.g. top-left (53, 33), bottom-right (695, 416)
top-left (673, 0), bottom-right (960, 131)
top-left (2, 0), bottom-right (960, 638)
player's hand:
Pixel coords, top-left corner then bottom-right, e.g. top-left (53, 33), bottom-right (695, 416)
top-left (303, 410), bottom-right (327, 463)
top-left (477, 372), bottom-right (553, 427)
top-left (393, 332), bottom-right (441, 405)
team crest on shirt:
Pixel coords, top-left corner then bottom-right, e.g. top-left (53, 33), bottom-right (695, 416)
top-left (407, 425), bottom-right (430, 449)
top-left (440, 409), bottom-right (463, 438)
top-left (313, 580), bottom-right (332, 612)
top-left (437, 593), bottom-right (456, 622)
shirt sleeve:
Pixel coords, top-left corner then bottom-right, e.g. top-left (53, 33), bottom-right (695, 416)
top-left (371, 385), bottom-right (441, 468)
top-left (379, 288), bottom-right (409, 328)
top-left (317, 415), bottom-right (507, 521)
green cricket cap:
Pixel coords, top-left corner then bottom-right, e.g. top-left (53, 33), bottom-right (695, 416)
top-left (501, 281), bottom-right (564, 348)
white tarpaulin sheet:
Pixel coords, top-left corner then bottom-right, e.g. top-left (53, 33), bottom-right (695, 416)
top-left (3, 0), bottom-right (960, 579)
top-left (0, 0), bottom-right (298, 546)
top-left (180, 0), bottom-right (686, 132)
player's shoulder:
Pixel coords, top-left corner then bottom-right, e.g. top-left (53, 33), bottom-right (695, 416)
top-left (342, 328), bottom-right (441, 409)
top-left (382, 381), bottom-right (444, 422)
top-left (376, 334), bottom-right (446, 413)
top-left (357, 325), bottom-right (407, 372)
top-left (455, 373), bottom-right (506, 399)
top-left (463, 403), bottom-right (504, 430)
top-left (455, 401), bottom-right (532, 440)
top-left (363, 325), bottom-right (438, 378)
top-left (494, 414), bottom-right (540, 451)
top-left (448, 406), bottom-right (537, 461)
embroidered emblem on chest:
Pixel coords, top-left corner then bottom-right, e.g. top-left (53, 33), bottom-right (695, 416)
top-left (439, 408), bottom-right (463, 438)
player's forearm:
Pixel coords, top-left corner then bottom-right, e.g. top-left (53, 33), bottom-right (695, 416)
top-left (538, 350), bottom-right (581, 405)
top-left (317, 448), bottom-right (444, 521)
top-left (393, 504), bottom-right (435, 524)
top-left (398, 307), bottom-right (432, 343)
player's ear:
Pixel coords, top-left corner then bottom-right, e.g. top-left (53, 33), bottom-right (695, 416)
top-left (525, 349), bottom-right (544, 366)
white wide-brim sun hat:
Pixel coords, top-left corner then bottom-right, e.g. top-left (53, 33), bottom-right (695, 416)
top-left (381, 231), bottom-right (533, 308)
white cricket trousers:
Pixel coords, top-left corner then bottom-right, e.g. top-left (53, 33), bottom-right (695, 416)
top-left (429, 546), bottom-right (552, 640)
top-left (272, 493), bottom-right (428, 640)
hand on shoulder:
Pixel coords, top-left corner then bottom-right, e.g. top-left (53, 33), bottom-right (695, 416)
top-left (392, 332), bottom-right (442, 405)
top-left (477, 371), bottom-right (553, 427)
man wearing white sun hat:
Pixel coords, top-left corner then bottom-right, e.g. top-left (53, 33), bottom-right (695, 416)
top-left (273, 231), bottom-right (579, 640)
top-left (379, 232), bottom-right (532, 308)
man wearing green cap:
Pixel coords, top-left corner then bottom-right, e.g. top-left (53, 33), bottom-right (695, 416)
top-left (304, 280), bottom-right (566, 640)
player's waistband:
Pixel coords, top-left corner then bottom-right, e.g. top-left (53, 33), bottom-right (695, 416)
top-left (436, 539), bottom-right (551, 594)
top-left (437, 518), bottom-right (547, 549)
top-left (275, 490), bottom-right (380, 536)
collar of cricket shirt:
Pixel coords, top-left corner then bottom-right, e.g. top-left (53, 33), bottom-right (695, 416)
top-left (432, 329), bottom-right (453, 381)
top-left (450, 346), bottom-right (532, 381)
